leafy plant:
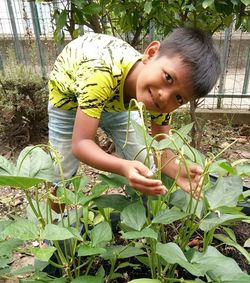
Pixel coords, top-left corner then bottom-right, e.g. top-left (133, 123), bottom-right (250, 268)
top-left (0, 103), bottom-right (250, 282)
top-left (36, 0), bottom-right (250, 46)
top-left (0, 51), bottom-right (48, 146)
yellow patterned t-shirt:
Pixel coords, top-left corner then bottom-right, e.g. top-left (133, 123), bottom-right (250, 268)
top-left (49, 33), bottom-right (169, 125)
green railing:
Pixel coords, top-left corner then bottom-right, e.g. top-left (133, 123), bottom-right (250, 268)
top-left (0, 0), bottom-right (249, 110)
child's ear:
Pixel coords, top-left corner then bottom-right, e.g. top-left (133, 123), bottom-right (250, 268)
top-left (142, 41), bottom-right (161, 63)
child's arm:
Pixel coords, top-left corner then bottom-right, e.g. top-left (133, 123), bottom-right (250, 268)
top-left (72, 108), bottom-right (166, 196)
top-left (151, 122), bottom-right (203, 199)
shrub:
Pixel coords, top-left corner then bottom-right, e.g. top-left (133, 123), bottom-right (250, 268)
top-left (0, 61), bottom-right (48, 147)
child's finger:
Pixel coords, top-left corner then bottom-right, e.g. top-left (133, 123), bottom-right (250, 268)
top-left (133, 183), bottom-right (167, 196)
top-left (129, 170), bottom-right (162, 187)
top-left (189, 164), bottom-right (203, 176)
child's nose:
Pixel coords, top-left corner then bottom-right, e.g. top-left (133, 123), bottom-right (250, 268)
top-left (158, 89), bottom-right (176, 112)
top-left (158, 88), bottom-right (170, 103)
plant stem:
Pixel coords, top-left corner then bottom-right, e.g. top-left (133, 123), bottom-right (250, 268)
top-left (107, 258), bottom-right (117, 283)
top-left (34, 186), bottom-right (46, 227)
top-left (25, 190), bottom-right (45, 226)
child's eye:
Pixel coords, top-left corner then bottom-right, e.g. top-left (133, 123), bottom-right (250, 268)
top-left (176, 95), bottom-right (184, 105)
top-left (165, 73), bottom-right (173, 83)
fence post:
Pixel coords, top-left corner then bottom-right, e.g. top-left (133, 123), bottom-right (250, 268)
top-left (0, 53), bottom-right (4, 74)
top-left (29, 0), bottom-right (46, 78)
top-left (217, 23), bottom-right (233, 109)
top-left (149, 20), bottom-right (155, 42)
top-left (6, 0), bottom-right (24, 64)
top-left (242, 46), bottom-right (250, 95)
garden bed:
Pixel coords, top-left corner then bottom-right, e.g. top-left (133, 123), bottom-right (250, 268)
top-left (0, 117), bottom-right (249, 282)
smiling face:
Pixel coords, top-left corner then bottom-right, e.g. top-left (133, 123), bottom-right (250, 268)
top-left (135, 41), bottom-right (194, 113)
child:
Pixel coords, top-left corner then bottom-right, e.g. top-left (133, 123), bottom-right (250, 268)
top-left (48, 27), bottom-right (221, 208)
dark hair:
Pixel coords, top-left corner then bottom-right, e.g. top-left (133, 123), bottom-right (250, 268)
top-left (158, 27), bottom-right (221, 98)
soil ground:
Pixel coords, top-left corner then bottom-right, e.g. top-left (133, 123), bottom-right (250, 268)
top-left (0, 118), bottom-right (250, 281)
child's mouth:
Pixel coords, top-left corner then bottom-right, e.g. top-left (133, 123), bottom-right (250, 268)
top-left (149, 89), bottom-right (160, 110)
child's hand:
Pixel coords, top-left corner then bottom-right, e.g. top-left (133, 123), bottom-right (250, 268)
top-left (176, 164), bottom-right (203, 200)
top-left (122, 160), bottom-right (166, 196)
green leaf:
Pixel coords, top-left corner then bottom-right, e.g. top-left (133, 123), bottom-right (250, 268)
top-left (199, 212), bottom-right (249, 231)
top-left (71, 175), bottom-right (90, 192)
top-left (183, 4), bottom-right (196, 12)
top-left (169, 189), bottom-right (205, 219)
top-left (16, 146), bottom-right (55, 181)
top-left (94, 194), bottom-right (131, 211)
top-left (56, 10), bottom-right (67, 30)
top-left (182, 145), bottom-right (205, 166)
top-left (90, 222), bottom-right (112, 247)
top-left (128, 279), bottom-right (162, 283)
top-left (122, 227), bottom-right (158, 240)
top-left (3, 217), bottom-right (38, 240)
top-left (0, 239), bottom-right (23, 256)
top-left (10, 263), bottom-right (36, 276)
top-left (214, 0), bottom-right (234, 15)
top-left (121, 202), bottom-right (146, 231)
top-left (214, 234), bottom-right (250, 263)
top-left (101, 245), bottom-right (145, 260)
top-left (79, 194), bottom-right (103, 207)
top-left (79, 2), bottom-right (102, 15)
top-left (156, 242), bottom-right (203, 276)
top-left (222, 226), bottom-right (237, 242)
top-left (235, 164), bottom-right (250, 176)
top-left (120, 14), bottom-right (132, 33)
top-left (191, 246), bottom-right (250, 281)
top-left (205, 176), bottom-right (243, 209)
top-left (0, 220), bottom-right (12, 240)
top-left (202, 0), bottom-right (215, 9)
top-left (0, 155), bottom-right (15, 175)
top-left (26, 200), bottom-right (59, 224)
top-left (43, 278), bottom-right (66, 283)
top-left (115, 261), bottom-right (140, 272)
top-left (244, 238), bottom-right (250, 247)
top-left (57, 186), bottom-right (75, 203)
top-left (152, 208), bottom-right (189, 225)
top-left (136, 255), bottom-right (150, 267)
top-left (31, 246), bottom-right (57, 262)
top-left (157, 123), bottom-right (194, 151)
top-left (144, 1), bottom-right (153, 14)
top-left (0, 175), bottom-right (45, 189)
top-left (219, 162), bottom-right (237, 175)
top-left (43, 224), bottom-right (75, 240)
top-left (78, 245), bottom-right (106, 256)
top-left (99, 173), bottom-right (128, 188)
top-left (230, 0), bottom-right (239, 5)
top-left (131, 120), bottom-right (155, 148)
top-left (110, 272), bottom-right (123, 280)
top-left (71, 276), bottom-right (103, 283)
top-left (243, 189), bottom-right (250, 198)
top-left (33, 259), bottom-right (49, 272)
top-left (0, 257), bottom-right (10, 268)
top-left (91, 182), bottom-right (109, 196)
top-left (77, 183), bottom-right (108, 207)
top-left (96, 265), bottom-right (105, 278)
top-left (241, 0), bottom-right (250, 6)
top-left (68, 226), bottom-right (83, 241)
top-left (208, 159), bottom-right (229, 176)
top-left (72, 28), bottom-right (81, 39)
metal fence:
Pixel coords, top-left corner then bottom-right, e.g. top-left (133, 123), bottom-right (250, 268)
top-left (0, 0), bottom-right (249, 110)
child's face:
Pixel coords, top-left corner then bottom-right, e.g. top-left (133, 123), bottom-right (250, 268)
top-left (136, 41), bottom-right (193, 113)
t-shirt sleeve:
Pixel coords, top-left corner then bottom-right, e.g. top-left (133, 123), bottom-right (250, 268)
top-left (150, 111), bottom-right (170, 125)
top-left (74, 60), bottom-right (113, 119)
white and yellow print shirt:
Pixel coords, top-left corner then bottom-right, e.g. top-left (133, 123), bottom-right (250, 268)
top-left (49, 33), bottom-right (169, 125)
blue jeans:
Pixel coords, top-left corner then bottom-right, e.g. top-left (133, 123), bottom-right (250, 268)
top-left (48, 104), bottom-right (153, 180)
